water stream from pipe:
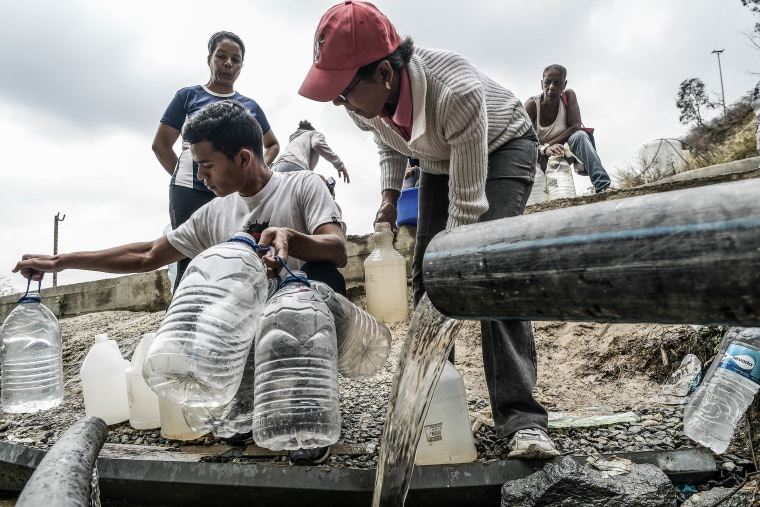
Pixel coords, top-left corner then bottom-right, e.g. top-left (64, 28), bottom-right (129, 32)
top-left (372, 294), bottom-right (465, 506)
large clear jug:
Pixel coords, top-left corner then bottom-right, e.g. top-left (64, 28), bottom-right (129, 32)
top-left (310, 280), bottom-right (391, 378)
top-left (0, 279), bottom-right (64, 413)
top-left (143, 232), bottom-right (268, 407)
top-left (252, 272), bottom-right (341, 450)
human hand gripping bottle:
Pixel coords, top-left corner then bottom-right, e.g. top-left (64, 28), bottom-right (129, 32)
top-left (683, 327), bottom-right (760, 454)
top-left (142, 232), bottom-right (268, 408)
top-left (0, 278), bottom-right (64, 413)
top-left (252, 270), bottom-right (341, 450)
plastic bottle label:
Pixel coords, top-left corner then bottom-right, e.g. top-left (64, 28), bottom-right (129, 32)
top-left (719, 344), bottom-right (760, 386)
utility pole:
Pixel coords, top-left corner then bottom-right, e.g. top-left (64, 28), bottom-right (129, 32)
top-left (711, 49), bottom-right (727, 117)
top-left (53, 213), bottom-right (65, 287)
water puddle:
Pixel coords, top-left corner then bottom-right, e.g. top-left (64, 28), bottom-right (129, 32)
top-left (372, 294), bottom-right (465, 506)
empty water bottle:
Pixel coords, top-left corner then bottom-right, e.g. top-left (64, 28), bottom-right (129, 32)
top-left (0, 279), bottom-right (64, 413)
top-left (183, 343), bottom-right (257, 438)
top-left (80, 333), bottom-right (130, 425)
top-left (252, 271), bottom-right (341, 450)
top-left (310, 280), bottom-right (391, 378)
top-left (684, 327), bottom-right (760, 454)
top-left (526, 165), bottom-right (549, 206)
top-left (143, 232), bottom-right (268, 407)
top-left (545, 156), bottom-right (576, 200)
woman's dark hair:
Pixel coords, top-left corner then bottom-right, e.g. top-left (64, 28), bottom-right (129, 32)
top-left (543, 64), bottom-right (567, 81)
top-left (356, 36), bottom-right (414, 78)
top-left (298, 120), bottom-right (315, 131)
top-left (208, 31), bottom-right (246, 60)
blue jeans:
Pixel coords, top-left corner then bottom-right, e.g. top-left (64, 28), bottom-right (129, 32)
top-left (411, 136), bottom-right (549, 438)
top-left (567, 130), bottom-right (611, 192)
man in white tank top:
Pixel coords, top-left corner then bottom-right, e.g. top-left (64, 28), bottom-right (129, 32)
top-left (525, 64), bottom-right (613, 193)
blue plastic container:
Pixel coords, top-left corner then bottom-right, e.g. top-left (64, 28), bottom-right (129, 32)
top-left (397, 187), bottom-right (419, 227)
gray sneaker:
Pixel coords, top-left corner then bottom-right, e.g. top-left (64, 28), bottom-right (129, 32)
top-left (507, 428), bottom-right (560, 459)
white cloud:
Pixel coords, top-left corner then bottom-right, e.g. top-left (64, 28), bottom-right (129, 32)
top-left (1, 0), bottom-right (758, 294)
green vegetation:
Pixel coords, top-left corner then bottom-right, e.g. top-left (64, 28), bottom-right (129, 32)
top-left (616, 93), bottom-right (756, 188)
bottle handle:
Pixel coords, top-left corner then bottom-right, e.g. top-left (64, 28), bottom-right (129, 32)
top-left (273, 255), bottom-right (310, 291)
top-left (17, 277), bottom-right (42, 304)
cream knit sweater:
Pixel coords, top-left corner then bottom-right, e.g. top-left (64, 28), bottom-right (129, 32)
top-left (348, 46), bottom-right (532, 229)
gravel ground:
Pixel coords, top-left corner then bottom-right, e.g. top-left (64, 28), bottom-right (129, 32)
top-left (0, 307), bottom-right (755, 503)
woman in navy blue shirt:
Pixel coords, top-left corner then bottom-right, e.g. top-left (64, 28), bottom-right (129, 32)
top-left (152, 31), bottom-right (279, 289)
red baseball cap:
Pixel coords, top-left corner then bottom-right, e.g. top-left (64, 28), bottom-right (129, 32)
top-left (299, 1), bottom-right (401, 102)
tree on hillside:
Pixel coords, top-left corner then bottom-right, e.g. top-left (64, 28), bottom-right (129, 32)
top-left (741, 0), bottom-right (760, 49)
top-left (677, 78), bottom-right (714, 126)
top-left (0, 274), bottom-right (17, 297)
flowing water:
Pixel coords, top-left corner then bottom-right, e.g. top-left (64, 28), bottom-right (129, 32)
top-left (372, 293), bottom-right (465, 506)
top-left (91, 465), bottom-right (102, 507)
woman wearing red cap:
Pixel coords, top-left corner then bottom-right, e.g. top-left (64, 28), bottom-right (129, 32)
top-left (300, 1), bottom-right (559, 461)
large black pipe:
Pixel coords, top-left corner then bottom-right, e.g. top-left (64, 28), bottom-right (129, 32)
top-left (423, 179), bottom-right (760, 325)
top-left (16, 416), bottom-right (108, 507)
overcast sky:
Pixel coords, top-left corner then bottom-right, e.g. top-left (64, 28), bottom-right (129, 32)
top-left (1, 0), bottom-right (758, 293)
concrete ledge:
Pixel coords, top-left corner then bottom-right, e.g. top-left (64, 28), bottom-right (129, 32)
top-left (0, 440), bottom-right (717, 507)
top-left (0, 229), bottom-right (417, 323)
top-left (0, 271), bottom-right (172, 323)
top-left (644, 156), bottom-right (760, 186)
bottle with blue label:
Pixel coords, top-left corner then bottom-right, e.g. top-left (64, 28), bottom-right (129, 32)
top-left (683, 327), bottom-right (760, 454)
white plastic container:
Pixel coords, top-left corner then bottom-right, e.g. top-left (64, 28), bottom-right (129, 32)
top-left (364, 222), bottom-right (408, 323)
top-left (80, 333), bottom-right (130, 425)
top-left (414, 361), bottom-right (477, 465)
top-left (158, 396), bottom-right (209, 441)
top-left (126, 333), bottom-right (161, 430)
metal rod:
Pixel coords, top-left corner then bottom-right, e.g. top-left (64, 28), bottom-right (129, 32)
top-left (711, 49), bottom-right (727, 117)
top-left (423, 179), bottom-right (760, 325)
top-left (53, 212), bottom-right (65, 287)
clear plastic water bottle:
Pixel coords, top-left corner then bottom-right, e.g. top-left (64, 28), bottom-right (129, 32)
top-left (252, 271), bottom-right (341, 450)
top-left (182, 343), bottom-right (257, 438)
top-left (684, 327), bottom-right (760, 454)
top-left (0, 279), bottom-right (64, 413)
top-left (545, 157), bottom-right (576, 200)
top-left (526, 165), bottom-right (549, 206)
top-left (310, 280), bottom-right (392, 378)
top-left (364, 222), bottom-right (408, 323)
top-left (80, 333), bottom-right (130, 425)
top-left (143, 232), bottom-right (268, 407)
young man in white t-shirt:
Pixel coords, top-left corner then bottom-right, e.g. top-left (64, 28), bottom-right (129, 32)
top-left (13, 100), bottom-right (347, 465)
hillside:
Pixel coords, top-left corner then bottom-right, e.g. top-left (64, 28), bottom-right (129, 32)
top-left (615, 91), bottom-right (758, 188)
